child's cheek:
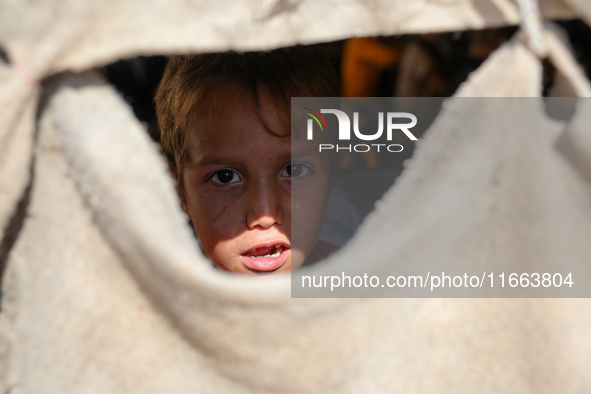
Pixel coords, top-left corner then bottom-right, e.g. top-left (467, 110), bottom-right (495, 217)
top-left (199, 185), bottom-right (243, 225)
top-left (190, 186), bottom-right (245, 266)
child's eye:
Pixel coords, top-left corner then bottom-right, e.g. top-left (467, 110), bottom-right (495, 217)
top-left (281, 163), bottom-right (310, 178)
top-left (211, 169), bottom-right (241, 184)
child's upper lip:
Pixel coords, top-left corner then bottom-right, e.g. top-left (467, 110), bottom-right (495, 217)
top-left (242, 240), bottom-right (290, 256)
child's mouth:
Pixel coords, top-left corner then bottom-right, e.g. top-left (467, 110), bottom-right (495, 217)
top-left (241, 244), bottom-right (289, 272)
top-left (246, 244), bottom-right (285, 258)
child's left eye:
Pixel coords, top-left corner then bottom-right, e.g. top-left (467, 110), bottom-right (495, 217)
top-left (281, 163), bottom-right (310, 178)
top-left (211, 169), bottom-right (241, 184)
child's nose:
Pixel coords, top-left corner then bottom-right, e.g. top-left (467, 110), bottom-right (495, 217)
top-left (245, 181), bottom-right (285, 229)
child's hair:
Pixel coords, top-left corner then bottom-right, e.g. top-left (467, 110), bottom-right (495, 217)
top-left (154, 46), bottom-right (340, 196)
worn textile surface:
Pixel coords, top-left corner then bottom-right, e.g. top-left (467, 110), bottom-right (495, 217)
top-left (3, 22), bottom-right (591, 392)
top-left (0, 0), bottom-right (576, 75)
top-left (0, 0), bottom-right (576, 263)
top-left (0, 66), bottom-right (36, 259)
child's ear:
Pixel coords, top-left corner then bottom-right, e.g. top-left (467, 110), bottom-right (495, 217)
top-left (180, 199), bottom-right (191, 220)
top-left (180, 199), bottom-right (190, 218)
top-left (177, 187), bottom-right (192, 221)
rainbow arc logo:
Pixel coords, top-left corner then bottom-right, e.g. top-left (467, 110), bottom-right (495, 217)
top-left (302, 107), bottom-right (329, 132)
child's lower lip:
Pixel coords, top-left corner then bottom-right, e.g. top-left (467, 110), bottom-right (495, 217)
top-left (241, 248), bottom-right (290, 272)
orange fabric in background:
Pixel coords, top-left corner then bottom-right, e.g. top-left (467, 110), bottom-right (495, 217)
top-left (341, 37), bottom-right (402, 97)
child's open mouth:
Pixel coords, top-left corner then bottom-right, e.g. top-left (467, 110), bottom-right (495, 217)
top-left (241, 243), bottom-right (290, 272)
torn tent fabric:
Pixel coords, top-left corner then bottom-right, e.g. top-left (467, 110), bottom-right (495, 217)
top-left (2, 1), bottom-right (591, 393)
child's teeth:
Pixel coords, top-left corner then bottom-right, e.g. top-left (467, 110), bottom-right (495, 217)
top-left (246, 246), bottom-right (285, 258)
top-left (248, 251), bottom-right (281, 258)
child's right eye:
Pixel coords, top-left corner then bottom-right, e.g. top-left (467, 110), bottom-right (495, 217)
top-left (211, 169), bottom-right (241, 184)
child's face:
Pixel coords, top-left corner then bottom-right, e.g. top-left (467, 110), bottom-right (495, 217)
top-left (180, 85), bottom-right (332, 274)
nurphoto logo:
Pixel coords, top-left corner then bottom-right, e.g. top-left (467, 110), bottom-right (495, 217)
top-left (303, 107), bottom-right (418, 153)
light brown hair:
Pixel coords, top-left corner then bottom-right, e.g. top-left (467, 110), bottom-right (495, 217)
top-left (154, 46), bottom-right (340, 196)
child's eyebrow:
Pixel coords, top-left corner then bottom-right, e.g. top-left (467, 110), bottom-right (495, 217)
top-left (186, 150), bottom-right (320, 169)
top-left (185, 156), bottom-right (234, 169)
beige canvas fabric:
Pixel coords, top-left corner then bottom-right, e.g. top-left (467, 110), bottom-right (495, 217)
top-left (0, 0), bottom-right (582, 243)
top-left (0, 0), bottom-right (576, 247)
top-left (3, 18), bottom-right (591, 391)
top-left (0, 0), bottom-right (578, 243)
top-left (0, 0), bottom-right (577, 75)
top-left (2, 0), bottom-right (591, 391)
top-left (0, 66), bottom-right (37, 251)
